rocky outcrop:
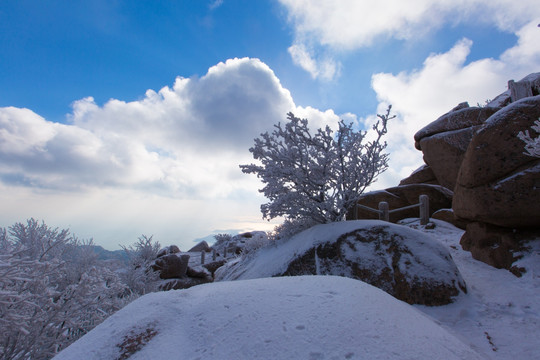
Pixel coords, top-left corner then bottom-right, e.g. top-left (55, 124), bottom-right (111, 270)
top-left (216, 221), bottom-right (466, 306)
top-left (453, 96), bottom-right (540, 228)
top-left (355, 184), bottom-right (453, 222)
top-left (202, 259), bottom-right (228, 276)
top-left (459, 222), bottom-right (538, 276)
top-left (152, 254), bottom-right (190, 279)
top-left (188, 240), bottom-right (212, 253)
top-left (401, 73), bottom-right (540, 274)
top-left (156, 245), bottom-right (180, 258)
top-left (414, 105), bottom-right (499, 190)
top-left (399, 164), bottom-right (439, 185)
top-left (152, 247), bottom-right (213, 290)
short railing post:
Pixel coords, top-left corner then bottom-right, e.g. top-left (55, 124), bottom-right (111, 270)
top-left (201, 251), bottom-right (206, 265)
top-left (378, 201), bottom-right (389, 222)
top-left (419, 195), bottom-right (429, 225)
top-left (212, 249), bottom-right (217, 261)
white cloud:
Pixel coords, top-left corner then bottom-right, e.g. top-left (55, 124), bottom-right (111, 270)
top-left (369, 19), bottom-right (540, 188)
top-left (0, 58), bottom-right (305, 197)
top-left (209, 0), bottom-right (224, 10)
top-left (288, 42), bottom-right (340, 81)
top-left (0, 57), bottom-right (344, 248)
top-left (279, 0), bottom-right (540, 80)
top-left (279, 0), bottom-right (540, 49)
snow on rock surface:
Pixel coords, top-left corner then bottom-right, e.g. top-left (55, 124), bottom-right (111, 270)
top-left (216, 220), bottom-right (465, 305)
top-left (54, 276), bottom-right (484, 360)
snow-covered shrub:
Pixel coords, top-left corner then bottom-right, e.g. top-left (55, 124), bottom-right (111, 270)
top-left (242, 232), bottom-right (271, 253)
top-left (518, 118), bottom-right (540, 158)
top-left (213, 233), bottom-right (232, 248)
top-left (0, 219), bottom-right (128, 360)
top-left (120, 235), bottom-right (161, 296)
top-left (240, 106), bottom-right (393, 225)
top-left (269, 217), bottom-right (320, 243)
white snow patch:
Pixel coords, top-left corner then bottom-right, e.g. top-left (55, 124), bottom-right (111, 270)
top-left (54, 276), bottom-right (484, 360)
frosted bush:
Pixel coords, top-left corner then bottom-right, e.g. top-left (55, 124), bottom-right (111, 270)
top-left (241, 107), bottom-right (393, 225)
top-left (518, 118), bottom-right (540, 158)
top-left (0, 219), bottom-right (129, 360)
top-left (120, 235), bottom-right (161, 296)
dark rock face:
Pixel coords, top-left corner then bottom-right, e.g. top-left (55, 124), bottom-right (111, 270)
top-left (459, 222), bottom-right (539, 276)
top-left (414, 106), bottom-right (499, 190)
top-left (152, 254), bottom-right (190, 279)
top-left (453, 96), bottom-right (540, 228)
top-left (157, 245), bottom-right (180, 258)
top-left (159, 276), bottom-right (212, 291)
top-left (355, 184), bottom-right (453, 222)
top-left (202, 260), bottom-right (227, 276)
top-left (188, 241), bottom-right (212, 253)
top-left (399, 165), bottom-right (439, 186)
top-left (280, 225), bottom-right (466, 306)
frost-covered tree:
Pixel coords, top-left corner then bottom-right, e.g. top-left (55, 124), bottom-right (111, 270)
top-left (240, 106), bottom-right (393, 224)
top-left (518, 118), bottom-right (540, 158)
top-left (120, 235), bottom-right (161, 296)
top-left (0, 219), bottom-right (128, 360)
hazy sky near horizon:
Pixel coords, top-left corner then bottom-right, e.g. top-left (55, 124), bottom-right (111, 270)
top-left (1, 1), bottom-right (539, 250)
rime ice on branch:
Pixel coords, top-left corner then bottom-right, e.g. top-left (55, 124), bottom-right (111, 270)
top-left (240, 106), bottom-right (394, 224)
top-left (518, 118), bottom-right (540, 158)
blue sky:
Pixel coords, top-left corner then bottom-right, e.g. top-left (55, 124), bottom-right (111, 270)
top-left (1, 0), bottom-right (539, 250)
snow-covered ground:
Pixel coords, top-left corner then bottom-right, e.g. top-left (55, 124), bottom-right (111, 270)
top-left (407, 219), bottom-right (540, 359)
top-left (54, 219), bottom-right (540, 359)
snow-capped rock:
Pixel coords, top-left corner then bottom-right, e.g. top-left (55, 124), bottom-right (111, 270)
top-left (216, 220), bottom-right (466, 305)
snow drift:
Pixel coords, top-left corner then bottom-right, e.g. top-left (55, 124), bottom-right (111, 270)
top-left (54, 276), bottom-right (483, 360)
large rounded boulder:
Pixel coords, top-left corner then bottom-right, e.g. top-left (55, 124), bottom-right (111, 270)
top-left (453, 95), bottom-right (540, 228)
top-left (151, 254), bottom-right (190, 279)
top-left (216, 220), bottom-right (466, 306)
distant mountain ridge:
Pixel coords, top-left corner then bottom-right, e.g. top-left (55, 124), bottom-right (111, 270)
top-left (82, 245), bottom-right (128, 262)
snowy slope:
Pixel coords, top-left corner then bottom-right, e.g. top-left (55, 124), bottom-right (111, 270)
top-left (54, 219), bottom-right (540, 360)
top-left (54, 276), bottom-right (484, 360)
top-left (407, 219), bottom-right (540, 359)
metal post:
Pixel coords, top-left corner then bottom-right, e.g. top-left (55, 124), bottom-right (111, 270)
top-left (419, 195), bottom-right (429, 225)
top-left (212, 249), bottom-right (217, 261)
top-left (378, 201), bottom-right (389, 222)
top-left (201, 251), bottom-right (206, 265)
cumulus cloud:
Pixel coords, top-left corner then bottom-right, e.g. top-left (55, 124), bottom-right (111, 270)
top-left (279, 0), bottom-right (540, 79)
top-left (369, 19), bottom-right (540, 188)
top-left (0, 57), bottom-right (345, 201)
top-left (1, 57), bottom-right (354, 248)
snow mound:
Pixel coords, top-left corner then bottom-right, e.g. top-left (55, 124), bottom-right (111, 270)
top-left (54, 276), bottom-right (483, 360)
